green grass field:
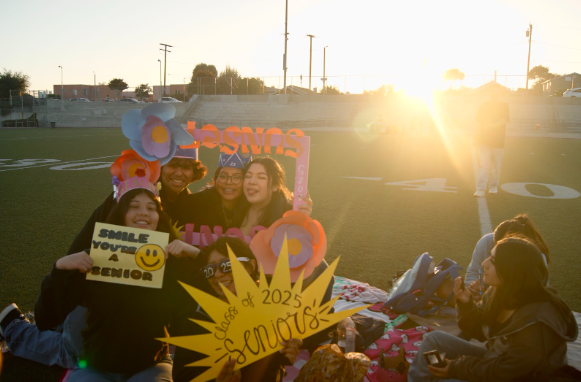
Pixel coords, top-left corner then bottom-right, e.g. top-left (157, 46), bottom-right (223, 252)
top-left (1, 127), bottom-right (581, 381)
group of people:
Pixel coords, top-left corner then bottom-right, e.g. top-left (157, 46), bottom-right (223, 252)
top-left (0, 123), bottom-right (578, 382)
top-left (0, 147), bottom-right (314, 382)
top-left (409, 214), bottom-right (578, 381)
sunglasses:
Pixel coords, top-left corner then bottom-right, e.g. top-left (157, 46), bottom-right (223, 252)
top-left (200, 257), bottom-right (250, 279)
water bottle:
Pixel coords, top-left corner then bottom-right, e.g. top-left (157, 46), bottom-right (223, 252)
top-left (337, 317), bottom-right (356, 353)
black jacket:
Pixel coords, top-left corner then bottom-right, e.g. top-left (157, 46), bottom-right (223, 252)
top-left (35, 256), bottom-right (201, 375)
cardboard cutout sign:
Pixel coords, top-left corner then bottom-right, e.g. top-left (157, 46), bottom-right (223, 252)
top-left (182, 123), bottom-right (310, 210)
top-left (87, 223), bottom-right (169, 289)
top-left (163, 239), bottom-right (368, 382)
top-left (181, 224), bottom-right (265, 248)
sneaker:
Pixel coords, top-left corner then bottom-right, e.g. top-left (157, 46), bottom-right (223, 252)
top-left (0, 303), bottom-right (25, 339)
top-left (473, 190), bottom-right (485, 197)
top-left (489, 187), bottom-right (498, 194)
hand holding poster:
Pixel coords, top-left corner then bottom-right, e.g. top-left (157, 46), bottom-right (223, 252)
top-left (163, 238), bottom-right (369, 382)
top-left (87, 222), bottom-right (169, 289)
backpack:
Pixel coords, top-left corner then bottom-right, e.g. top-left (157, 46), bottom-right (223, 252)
top-left (383, 253), bottom-right (462, 317)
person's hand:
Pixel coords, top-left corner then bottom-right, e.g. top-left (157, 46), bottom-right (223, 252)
top-left (467, 280), bottom-right (482, 302)
top-left (165, 240), bottom-right (200, 259)
top-left (427, 359), bottom-right (451, 378)
top-left (216, 359), bottom-right (241, 382)
top-left (279, 338), bottom-right (302, 364)
top-left (55, 251), bottom-right (93, 273)
top-left (297, 192), bottom-right (313, 216)
top-left (453, 276), bottom-right (471, 304)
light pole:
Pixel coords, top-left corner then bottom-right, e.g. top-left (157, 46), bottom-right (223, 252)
top-left (307, 34), bottom-right (315, 90)
top-left (525, 23), bottom-right (533, 90)
top-left (283, 0), bottom-right (288, 94)
top-left (93, 71), bottom-right (96, 101)
top-left (158, 59), bottom-right (162, 101)
top-left (323, 46), bottom-right (328, 94)
top-left (58, 66), bottom-right (63, 100)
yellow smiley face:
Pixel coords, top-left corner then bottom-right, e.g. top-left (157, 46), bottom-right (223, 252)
top-left (135, 244), bottom-right (165, 271)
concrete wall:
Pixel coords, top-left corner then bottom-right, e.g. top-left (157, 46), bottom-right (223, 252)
top-left (25, 95), bottom-right (581, 131)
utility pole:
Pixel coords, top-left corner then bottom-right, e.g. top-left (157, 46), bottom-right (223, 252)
top-left (157, 59), bottom-right (162, 101)
top-left (323, 47), bottom-right (326, 94)
top-left (283, 0), bottom-right (288, 94)
top-left (58, 66), bottom-right (63, 100)
top-left (93, 71), bottom-right (96, 101)
top-left (160, 43), bottom-right (172, 97)
top-left (307, 34), bottom-right (315, 90)
top-left (526, 24), bottom-right (532, 90)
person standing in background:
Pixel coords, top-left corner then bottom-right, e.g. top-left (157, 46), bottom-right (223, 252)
top-left (474, 90), bottom-right (509, 197)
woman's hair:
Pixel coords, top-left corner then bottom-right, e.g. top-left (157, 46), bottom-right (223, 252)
top-left (483, 237), bottom-right (568, 326)
top-left (206, 167), bottom-right (224, 187)
top-left (493, 214), bottom-right (550, 263)
top-left (106, 189), bottom-right (180, 241)
top-left (239, 157), bottom-right (292, 227)
top-left (198, 237), bottom-right (258, 280)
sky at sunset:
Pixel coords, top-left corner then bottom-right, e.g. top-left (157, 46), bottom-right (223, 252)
top-left (2, 0), bottom-right (580, 94)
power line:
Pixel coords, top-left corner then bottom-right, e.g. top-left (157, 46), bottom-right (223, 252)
top-left (532, 40), bottom-right (581, 51)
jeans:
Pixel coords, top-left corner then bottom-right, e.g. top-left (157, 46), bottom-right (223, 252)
top-left (4, 305), bottom-right (87, 369)
top-left (67, 355), bottom-right (173, 382)
top-left (476, 145), bottom-right (504, 191)
top-left (408, 331), bottom-right (487, 382)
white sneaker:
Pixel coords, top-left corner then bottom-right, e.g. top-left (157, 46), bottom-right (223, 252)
top-left (0, 303), bottom-right (22, 338)
top-left (474, 190), bottom-right (485, 197)
top-left (489, 188), bottom-right (498, 194)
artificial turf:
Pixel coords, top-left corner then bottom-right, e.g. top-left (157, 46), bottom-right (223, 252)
top-left (0, 127), bottom-right (580, 381)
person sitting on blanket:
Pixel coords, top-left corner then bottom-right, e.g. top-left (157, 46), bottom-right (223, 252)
top-left (408, 236), bottom-right (578, 382)
top-left (173, 237), bottom-right (303, 382)
top-left (237, 157), bottom-right (333, 297)
top-left (0, 150), bottom-right (207, 370)
top-left (464, 213), bottom-right (549, 302)
top-left (28, 187), bottom-right (204, 381)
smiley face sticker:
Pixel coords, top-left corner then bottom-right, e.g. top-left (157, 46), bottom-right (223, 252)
top-left (135, 244), bottom-right (166, 272)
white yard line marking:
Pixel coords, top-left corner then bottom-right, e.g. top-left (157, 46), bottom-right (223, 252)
top-left (0, 155), bottom-right (118, 172)
top-left (342, 177), bottom-right (383, 181)
top-left (471, 147), bottom-right (492, 236)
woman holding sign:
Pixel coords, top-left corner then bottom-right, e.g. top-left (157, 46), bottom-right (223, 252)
top-left (237, 157), bottom-right (312, 235)
top-left (35, 184), bottom-right (204, 381)
top-left (237, 157), bottom-right (331, 299)
top-left (173, 237), bottom-right (303, 382)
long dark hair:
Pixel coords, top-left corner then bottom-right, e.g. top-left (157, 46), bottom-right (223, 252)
top-left (483, 237), bottom-right (568, 327)
top-left (238, 157), bottom-right (292, 227)
top-left (106, 189), bottom-right (180, 241)
top-left (198, 237), bottom-right (258, 280)
top-left (493, 214), bottom-right (550, 263)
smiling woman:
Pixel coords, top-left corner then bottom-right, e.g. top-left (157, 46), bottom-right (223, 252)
top-left (32, 186), bottom-right (208, 382)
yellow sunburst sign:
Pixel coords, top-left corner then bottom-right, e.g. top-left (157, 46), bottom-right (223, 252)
top-left (162, 238), bottom-right (369, 382)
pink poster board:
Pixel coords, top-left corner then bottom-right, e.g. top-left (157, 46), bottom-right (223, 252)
top-left (182, 123), bottom-right (310, 210)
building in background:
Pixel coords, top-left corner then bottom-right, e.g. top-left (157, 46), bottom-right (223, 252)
top-left (541, 73), bottom-right (580, 96)
top-left (52, 84), bottom-right (119, 101)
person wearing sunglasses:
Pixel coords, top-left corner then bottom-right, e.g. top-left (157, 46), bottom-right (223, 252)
top-left (173, 237), bottom-right (302, 382)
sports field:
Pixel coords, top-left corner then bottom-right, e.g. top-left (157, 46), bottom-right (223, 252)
top-left (1, 127), bottom-right (581, 380)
